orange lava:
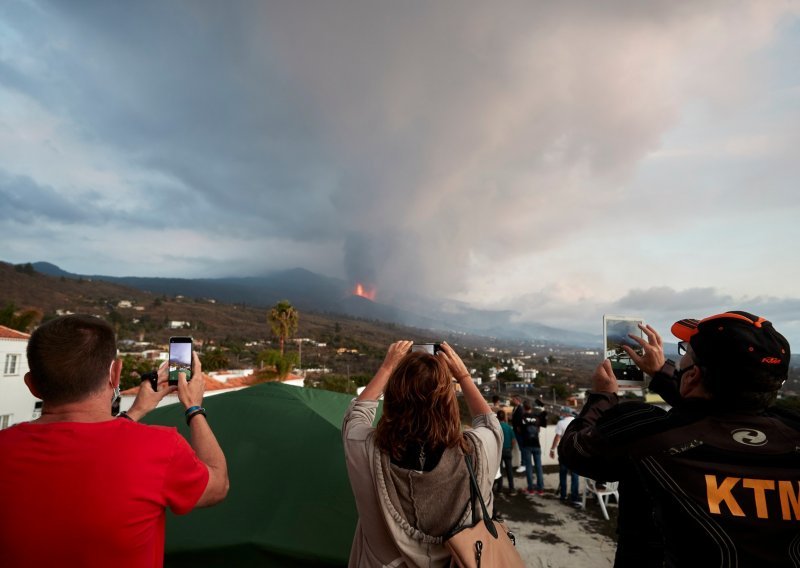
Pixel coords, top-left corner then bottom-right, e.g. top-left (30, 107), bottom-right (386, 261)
top-left (353, 283), bottom-right (376, 301)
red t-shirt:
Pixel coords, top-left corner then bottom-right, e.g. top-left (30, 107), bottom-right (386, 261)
top-left (0, 418), bottom-right (209, 568)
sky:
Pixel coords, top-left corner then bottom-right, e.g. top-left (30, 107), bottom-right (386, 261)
top-left (2, 0), bottom-right (800, 344)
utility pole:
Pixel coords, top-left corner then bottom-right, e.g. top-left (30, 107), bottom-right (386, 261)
top-left (297, 339), bottom-right (303, 376)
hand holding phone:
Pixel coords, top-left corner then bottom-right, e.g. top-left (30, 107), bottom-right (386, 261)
top-left (168, 337), bottom-right (193, 386)
top-left (620, 323), bottom-right (666, 377)
top-left (141, 370), bottom-right (159, 391)
top-left (411, 343), bottom-right (442, 355)
top-left (603, 315), bottom-right (645, 387)
top-left (177, 351), bottom-right (205, 410)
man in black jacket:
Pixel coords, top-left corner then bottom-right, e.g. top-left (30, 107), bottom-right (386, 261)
top-left (560, 311), bottom-right (800, 567)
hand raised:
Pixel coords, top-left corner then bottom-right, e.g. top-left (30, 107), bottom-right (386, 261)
top-left (592, 359), bottom-right (618, 393)
top-left (380, 340), bottom-right (413, 374)
top-left (178, 351), bottom-right (205, 410)
top-left (621, 323), bottom-right (665, 376)
top-left (438, 341), bottom-right (470, 380)
top-left (127, 361), bottom-right (175, 420)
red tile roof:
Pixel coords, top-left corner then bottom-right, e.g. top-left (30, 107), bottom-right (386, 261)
top-left (121, 372), bottom-right (303, 395)
top-left (0, 325), bottom-right (30, 340)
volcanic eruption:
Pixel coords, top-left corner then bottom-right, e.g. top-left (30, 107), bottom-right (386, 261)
top-left (353, 282), bottom-right (376, 301)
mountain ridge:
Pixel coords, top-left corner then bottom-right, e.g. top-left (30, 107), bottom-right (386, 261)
top-left (30, 261), bottom-right (598, 346)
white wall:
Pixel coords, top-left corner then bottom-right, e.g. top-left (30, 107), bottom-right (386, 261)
top-left (118, 386), bottom-right (249, 414)
top-left (0, 338), bottom-right (39, 428)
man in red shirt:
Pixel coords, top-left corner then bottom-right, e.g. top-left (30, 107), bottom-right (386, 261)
top-left (0, 314), bottom-right (229, 568)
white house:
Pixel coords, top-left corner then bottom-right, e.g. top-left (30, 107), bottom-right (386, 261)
top-left (0, 325), bottom-right (39, 428)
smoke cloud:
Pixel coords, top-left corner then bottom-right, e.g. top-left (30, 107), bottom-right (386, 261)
top-left (1, 0), bottom-right (799, 339)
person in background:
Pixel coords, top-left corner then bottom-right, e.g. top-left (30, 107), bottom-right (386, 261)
top-left (520, 401), bottom-right (546, 495)
top-left (491, 395), bottom-right (503, 413)
top-left (494, 409), bottom-right (515, 493)
top-left (510, 395), bottom-right (526, 473)
top-left (0, 314), bottom-right (229, 568)
top-left (342, 341), bottom-right (502, 568)
top-left (550, 408), bottom-right (580, 506)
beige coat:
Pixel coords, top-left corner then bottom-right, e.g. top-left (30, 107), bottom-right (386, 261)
top-left (343, 399), bottom-right (502, 568)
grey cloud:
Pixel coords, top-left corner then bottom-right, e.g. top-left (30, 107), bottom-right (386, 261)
top-left (0, 171), bottom-right (92, 224)
top-left (614, 287), bottom-right (736, 312)
top-left (614, 288), bottom-right (800, 328)
top-left (507, 285), bottom-right (800, 348)
top-left (1, 0), bottom-right (796, 295)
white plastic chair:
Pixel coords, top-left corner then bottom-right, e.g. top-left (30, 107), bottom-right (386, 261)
top-left (581, 478), bottom-right (619, 520)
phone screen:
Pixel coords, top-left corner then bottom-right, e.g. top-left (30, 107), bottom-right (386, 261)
top-left (603, 316), bottom-right (645, 385)
top-left (169, 337), bottom-right (193, 385)
top-left (411, 343), bottom-right (440, 355)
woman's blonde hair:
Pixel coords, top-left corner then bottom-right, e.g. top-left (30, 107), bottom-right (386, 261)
top-left (375, 351), bottom-right (470, 460)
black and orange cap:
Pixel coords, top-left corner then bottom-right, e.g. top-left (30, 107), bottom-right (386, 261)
top-left (671, 311), bottom-right (790, 387)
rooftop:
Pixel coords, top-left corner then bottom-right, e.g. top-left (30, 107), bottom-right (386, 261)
top-left (121, 372), bottom-right (303, 395)
top-left (0, 325), bottom-right (31, 340)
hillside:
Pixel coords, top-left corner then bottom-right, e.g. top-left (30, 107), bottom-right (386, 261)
top-left (4, 261), bottom-right (798, 397)
top-left (30, 261), bottom-right (599, 346)
top-left (1, 261), bottom-right (483, 357)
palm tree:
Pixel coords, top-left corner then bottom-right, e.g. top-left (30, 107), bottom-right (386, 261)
top-left (268, 300), bottom-right (298, 356)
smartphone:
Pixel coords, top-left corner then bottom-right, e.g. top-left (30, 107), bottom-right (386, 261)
top-left (411, 343), bottom-right (442, 355)
top-left (602, 315), bottom-right (645, 387)
top-left (168, 336), bottom-right (193, 386)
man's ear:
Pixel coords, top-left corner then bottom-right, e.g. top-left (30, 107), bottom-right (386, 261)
top-left (24, 372), bottom-right (42, 399)
top-left (110, 359), bottom-right (123, 389)
top-left (681, 365), bottom-right (710, 398)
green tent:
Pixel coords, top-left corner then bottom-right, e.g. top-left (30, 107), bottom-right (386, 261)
top-left (143, 382), bottom-right (364, 567)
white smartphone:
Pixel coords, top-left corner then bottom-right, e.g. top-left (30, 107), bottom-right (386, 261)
top-left (603, 315), bottom-right (645, 387)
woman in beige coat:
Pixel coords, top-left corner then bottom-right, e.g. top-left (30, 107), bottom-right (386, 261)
top-left (342, 341), bottom-right (502, 567)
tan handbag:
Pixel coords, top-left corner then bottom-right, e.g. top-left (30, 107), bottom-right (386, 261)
top-left (445, 455), bottom-right (525, 568)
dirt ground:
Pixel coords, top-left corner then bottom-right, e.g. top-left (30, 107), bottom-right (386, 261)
top-left (492, 470), bottom-right (619, 567)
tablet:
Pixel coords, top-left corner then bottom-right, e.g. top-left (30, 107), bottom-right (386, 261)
top-left (603, 315), bottom-right (645, 387)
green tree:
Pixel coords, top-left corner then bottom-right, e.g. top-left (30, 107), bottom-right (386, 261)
top-left (550, 382), bottom-right (572, 399)
top-left (258, 349), bottom-right (298, 379)
top-left (119, 355), bottom-right (160, 390)
top-left (201, 349), bottom-right (230, 372)
top-left (0, 302), bottom-right (42, 332)
top-left (268, 300), bottom-right (298, 356)
top-left (497, 368), bottom-right (519, 382)
top-left (14, 263), bottom-right (36, 276)
top-left (307, 374), bottom-right (357, 394)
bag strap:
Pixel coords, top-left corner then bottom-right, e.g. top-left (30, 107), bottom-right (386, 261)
top-left (464, 454), bottom-right (498, 539)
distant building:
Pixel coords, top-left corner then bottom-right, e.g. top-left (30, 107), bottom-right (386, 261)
top-left (0, 325), bottom-right (39, 428)
top-left (120, 349), bottom-right (168, 361)
top-left (169, 321), bottom-right (190, 329)
top-left (117, 300), bottom-right (133, 309)
top-left (208, 369), bottom-right (255, 383)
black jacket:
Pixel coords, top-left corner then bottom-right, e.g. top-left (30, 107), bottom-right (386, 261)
top-left (520, 412), bottom-right (542, 448)
top-left (560, 391), bottom-right (800, 567)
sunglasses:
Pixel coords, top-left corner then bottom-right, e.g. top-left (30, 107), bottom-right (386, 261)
top-left (677, 341), bottom-right (689, 356)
